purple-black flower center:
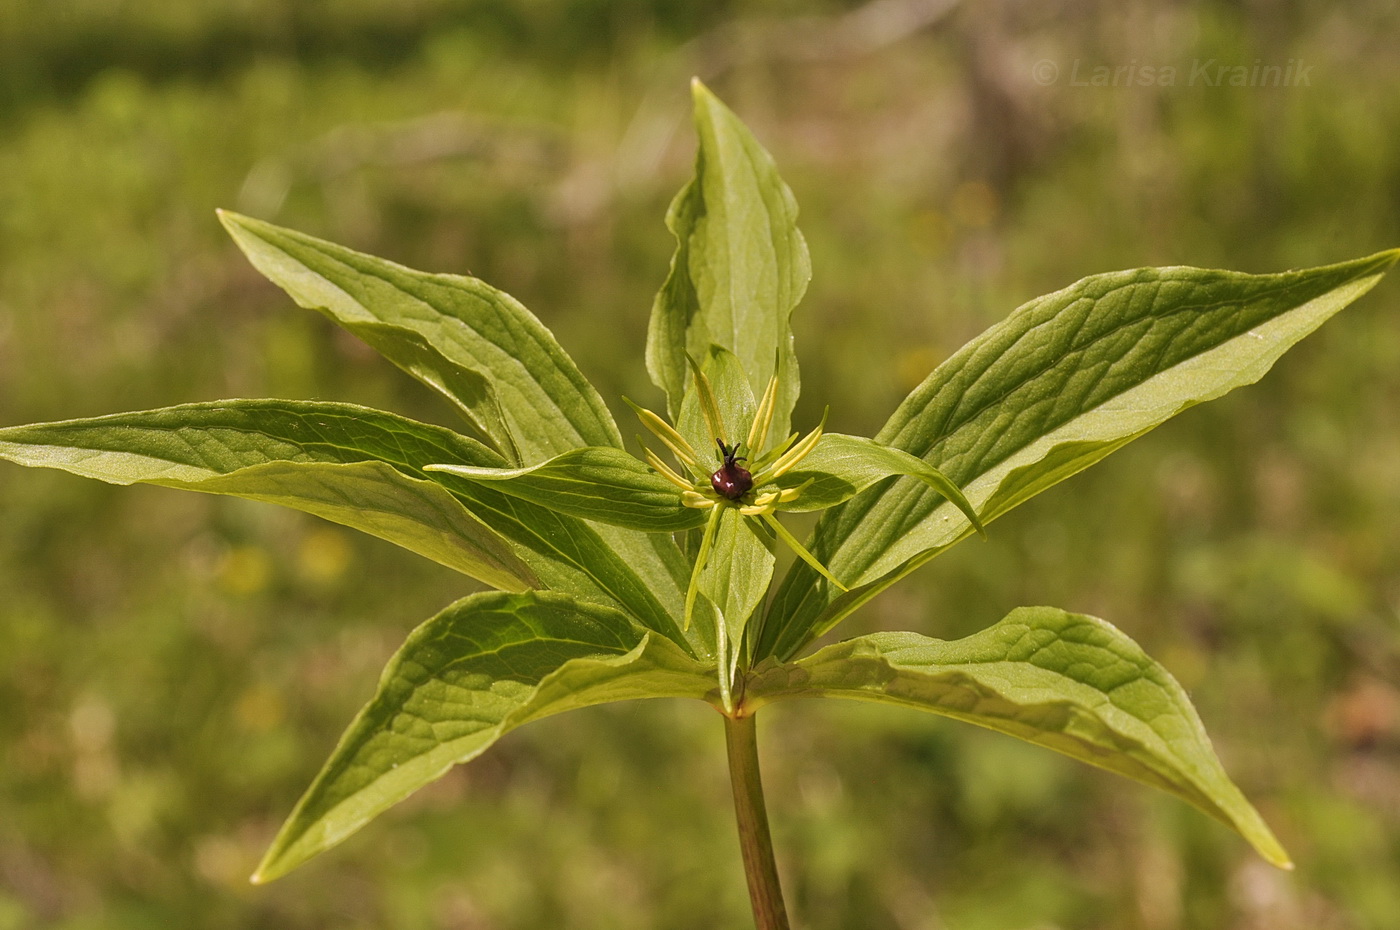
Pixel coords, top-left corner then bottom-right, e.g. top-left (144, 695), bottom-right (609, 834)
top-left (710, 440), bottom-right (753, 501)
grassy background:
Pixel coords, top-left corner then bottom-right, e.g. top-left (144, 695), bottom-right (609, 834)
top-left (3, 1), bottom-right (1399, 927)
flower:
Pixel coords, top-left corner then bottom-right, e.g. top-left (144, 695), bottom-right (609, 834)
top-left (428, 352), bottom-right (983, 633)
top-left (627, 357), bottom-right (851, 629)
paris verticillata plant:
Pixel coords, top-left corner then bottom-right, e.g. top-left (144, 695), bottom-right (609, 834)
top-left (2, 80), bottom-right (1397, 928)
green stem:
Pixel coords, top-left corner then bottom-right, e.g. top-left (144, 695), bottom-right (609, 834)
top-left (724, 712), bottom-right (791, 930)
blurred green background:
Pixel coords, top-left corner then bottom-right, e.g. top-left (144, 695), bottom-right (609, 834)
top-left (3, 1), bottom-right (1399, 928)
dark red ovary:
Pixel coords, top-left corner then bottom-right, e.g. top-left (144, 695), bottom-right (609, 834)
top-left (711, 439), bottom-right (753, 500)
top-left (711, 461), bottom-right (753, 500)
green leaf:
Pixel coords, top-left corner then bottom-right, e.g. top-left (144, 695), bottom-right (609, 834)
top-left (746, 606), bottom-right (1291, 869)
top-left (381, 472), bottom-right (702, 655)
top-left (0, 401), bottom-right (703, 652)
top-left (216, 214), bottom-right (703, 651)
top-left (698, 509), bottom-right (775, 684)
top-left (425, 447), bottom-right (708, 533)
top-left (646, 80), bottom-right (810, 446)
top-left (759, 250), bottom-right (1400, 661)
top-left (253, 590), bottom-right (717, 882)
top-left (347, 319), bottom-right (522, 464)
top-left (0, 400), bottom-right (535, 592)
top-left (767, 433), bottom-right (984, 535)
top-left (219, 210), bottom-right (621, 464)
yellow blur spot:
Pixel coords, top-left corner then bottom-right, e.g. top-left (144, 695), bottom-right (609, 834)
top-left (69, 696), bottom-right (119, 800)
top-left (908, 208), bottom-right (951, 256)
top-left (297, 527), bottom-right (353, 587)
top-left (235, 684), bottom-right (286, 734)
top-left (896, 345), bottom-right (942, 392)
top-left (195, 833), bottom-right (260, 889)
top-left (218, 545), bottom-right (273, 596)
top-left (950, 180), bottom-right (998, 228)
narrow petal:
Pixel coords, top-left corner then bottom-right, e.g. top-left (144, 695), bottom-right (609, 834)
top-left (686, 353), bottom-right (728, 448)
top-left (685, 507), bottom-right (725, 630)
top-left (758, 512), bottom-right (847, 591)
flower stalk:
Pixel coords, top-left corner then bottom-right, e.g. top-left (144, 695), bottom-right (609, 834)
top-left (725, 711), bottom-right (791, 930)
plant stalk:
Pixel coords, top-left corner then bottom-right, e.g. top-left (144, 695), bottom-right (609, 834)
top-left (724, 711), bottom-right (791, 930)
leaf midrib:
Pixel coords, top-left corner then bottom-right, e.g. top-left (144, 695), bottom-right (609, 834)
top-left (3, 404), bottom-right (490, 475)
top-left (291, 233), bottom-right (619, 450)
top-left (762, 268), bottom-right (1373, 655)
top-left (439, 483), bottom-right (675, 623)
top-left (903, 273), bottom-right (1306, 471)
top-left (888, 272), bottom-right (1359, 556)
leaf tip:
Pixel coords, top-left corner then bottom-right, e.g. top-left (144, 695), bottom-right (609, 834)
top-left (1259, 843), bottom-right (1294, 871)
top-left (689, 77), bottom-right (731, 126)
top-left (248, 856), bottom-right (279, 886)
top-left (216, 208), bottom-right (262, 249)
top-left (215, 207), bottom-right (246, 229)
top-left (1253, 831), bottom-right (1294, 871)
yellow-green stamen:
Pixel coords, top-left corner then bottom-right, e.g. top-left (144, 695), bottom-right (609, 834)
top-left (738, 480), bottom-right (811, 516)
top-left (625, 397), bottom-right (702, 472)
top-left (758, 409), bottom-right (827, 482)
top-left (750, 432), bottom-right (798, 472)
top-left (682, 489), bottom-right (717, 510)
top-left (746, 372), bottom-right (780, 455)
top-left (641, 445), bottom-right (694, 490)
